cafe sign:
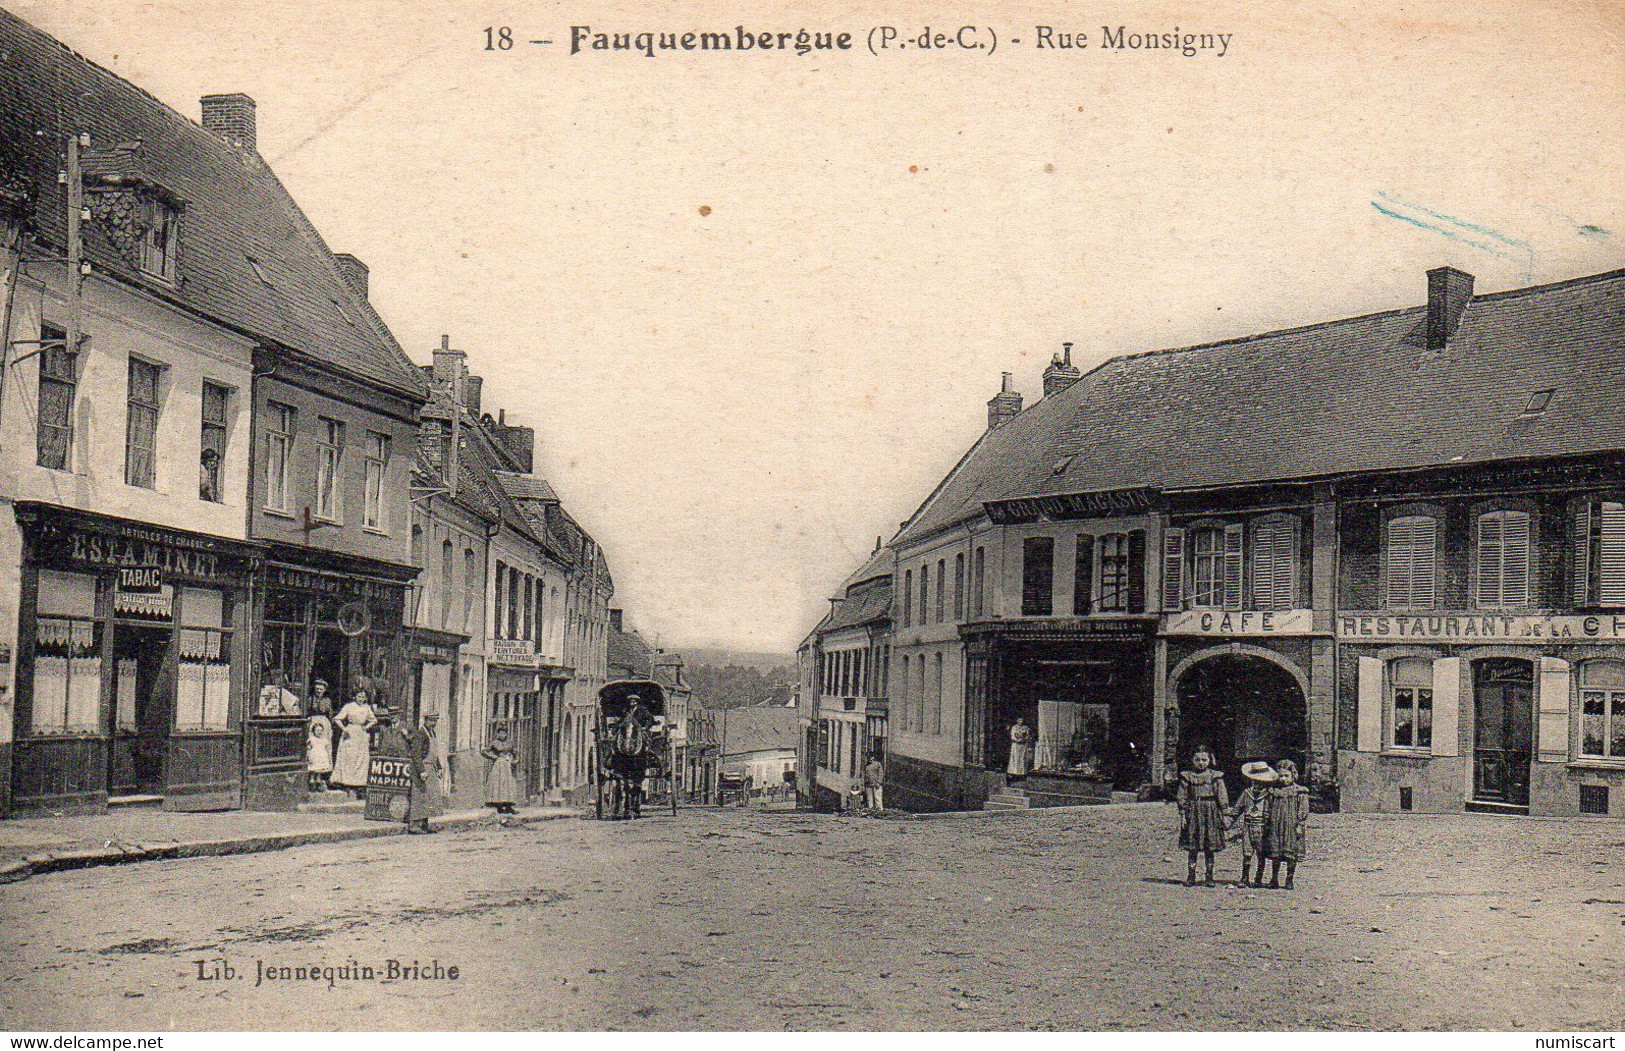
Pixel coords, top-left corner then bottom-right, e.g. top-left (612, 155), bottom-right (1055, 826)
top-left (1162, 609), bottom-right (1316, 637)
top-left (1338, 611), bottom-right (1625, 644)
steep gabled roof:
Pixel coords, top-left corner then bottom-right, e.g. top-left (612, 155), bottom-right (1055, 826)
top-left (897, 268), bottom-right (1625, 545)
top-left (0, 9), bottom-right (425, 398)
top-left (719, 705), bottom-right (800, 758)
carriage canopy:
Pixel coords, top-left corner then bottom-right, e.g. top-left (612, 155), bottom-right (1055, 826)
top-left (597, 679), bottom-right (668, 722)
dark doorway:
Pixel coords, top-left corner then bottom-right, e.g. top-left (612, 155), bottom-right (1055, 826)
top-left (311, 628), bottom-right (349, 706)
top-left (110, 623), bottom-right (173, 796)
top-left (1176, 655), bottom-right (1307, 787)
top-left (1472, 658), bottom-right (1532, 807)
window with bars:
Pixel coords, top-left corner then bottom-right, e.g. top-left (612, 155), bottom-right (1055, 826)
top-left (1579, 660), bottom-right (1625, 760)
top-left (314, 418), bottom-right (344, 521)
top-left (1022, 537), bottom-right (1055, 616)
top-left (200, 382), bottom-right (230, 503)
top-left (1250, 516), bottom-right (1300, 611)
top-left (125, 358), bottom-right (163, 489)
top-left (1385, 515), bottom-right (1438, 609)
top-left (36, 324), bottom-right (76, 471)
top-left (363, 432), bottom-right (389, 531)
top-left (1390, 657), bottom-right (1433, 749)
top-left (1476, 510), bottom-right (1532, 608)
top-left (264, 402), bottom-right (295, 513)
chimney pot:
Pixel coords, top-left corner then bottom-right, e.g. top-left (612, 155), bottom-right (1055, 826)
top-left (987, 373), bottom-right (1025, 430)
top-left (333, 253), bottom-right (369, 299)
top-left (200, 93), bottom-right (257, 153)
top-left (1426, 266), bottom-right (1474, 350)
top-left (1042, 341), bottom-right (1084, 399)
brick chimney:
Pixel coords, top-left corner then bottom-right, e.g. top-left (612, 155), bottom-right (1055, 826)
top-left (1426, 266), bottom-right (1474, 350)
top-left (431, 335), bottom-right (466, 396)
top-left (987, 372), bottom-right (1023, 431)
top-left (464, 375), bottom-right (483, 417)
top-left (200, 93), bottom-right (257, 152)
top-left (333, 253), bottom-right (369, 299)
top-left (1042, 342), bottom-right (1082, 398)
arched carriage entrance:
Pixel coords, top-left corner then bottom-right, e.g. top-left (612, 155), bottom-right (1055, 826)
top-left (1174, 652), bottom-right (1308, 787)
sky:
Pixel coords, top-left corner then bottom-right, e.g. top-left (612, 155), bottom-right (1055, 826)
top-left (10, 0), bottom-right (1624, 653)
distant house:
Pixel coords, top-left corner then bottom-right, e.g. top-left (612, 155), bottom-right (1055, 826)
top-left (718, 705), bottom-right (799, 791)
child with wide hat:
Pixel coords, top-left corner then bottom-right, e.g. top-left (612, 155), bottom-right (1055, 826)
top-left (1228, 761), bottom-right (1277, 887)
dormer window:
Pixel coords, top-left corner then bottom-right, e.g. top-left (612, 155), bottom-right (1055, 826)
top-left (139, 198), bottom-right (178, 281)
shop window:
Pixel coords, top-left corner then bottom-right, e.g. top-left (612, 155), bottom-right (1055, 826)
top-left (200, 382), bottom-right (230, 503)
top-left (1034, 700), bottom-right (1110, 775)
top-left (125, 357), bottom-right (164, 489)
top-left (264, 402), bottom-right (296, 513)
top-left (31, 570), bottom-right (100, 735)
top-left (1579, 660), bottom-right (1625, 761)
top-left (176, 588), bottom-right (232, 731)
top-left (1386, 515), bottom-right (1438, 609)
top-left (1022, 537), bottom-right (1055, 616)
top-left (314, 417), bottom-right (345, 521)
top-left (363, 432), bottom-right (389, 531)
top-left (1251, 515), bottom-right (1300, 611)
top-left (36, 324), bottom-right (76, 471)
top-left (1476, 510), bottom-right (1532, 608)
top-left (1390, 657), bottom-right (1433, 749)
top-left (1100, 533), bottom-right (1133, 612)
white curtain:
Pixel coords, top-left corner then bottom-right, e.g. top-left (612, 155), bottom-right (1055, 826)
top-left (1036, 699), bottom-right (1083, 771)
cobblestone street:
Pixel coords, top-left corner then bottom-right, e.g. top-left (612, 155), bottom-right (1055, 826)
top-left (1, 804), bottom-right (1621, 1031)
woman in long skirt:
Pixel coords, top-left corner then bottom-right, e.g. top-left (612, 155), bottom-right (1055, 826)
top-left (331, 686), bottom-right (378, 798)
top-left (482, 723), bottom-right (520, 815)
top-left (1006, 718), bottom-right (1034, 782)
top-left (1176, 745), bottom-right (1229, 887)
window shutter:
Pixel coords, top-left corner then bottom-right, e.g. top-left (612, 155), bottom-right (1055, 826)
top-left (1161, 528), bottom-right (1186, 610)
top-left (1412, 517), bottom-right (1437, 608)
top-left (1251, 521), bottom-right (1277, 610)
top-left (1271, 518), bottom-right (1299, 610)
top-left (1477, 514), bottom-right (1504, 606)
top-left (1430, 657), bottom-right (1460, 757)
top-left (1600, 502), bottom-right (1625, 606)
top-left (1356, 656), bottom-right (1383, 753)
top-left (1503, 512), bottom-right (1531, 607)
top-left (1073, 534), bottom-right (1094, 616)
top-left (1574, 501), bottom-right (1594, 606)
top-left (1537, 656), bottom-right (1571, 763)
top-left (1222, 524), bottom-right (1244, 611)
top-left (1126, 530), bottom-right (1147, 613)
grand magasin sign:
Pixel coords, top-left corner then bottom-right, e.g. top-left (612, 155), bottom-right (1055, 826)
top-left (1338, 611), bottom-right (1625, 644)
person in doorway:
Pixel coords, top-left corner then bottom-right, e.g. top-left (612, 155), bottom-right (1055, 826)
top-left (1261, 759), bottom-right (1311, 889)
top-left (331, 686), bottom-right (379, 798)
top-left (1228, 761), bottom-right (1277, 887)
top-left (1176, 745), bottom-right (1229, 887)
top-left (305, 697), bottom-right (335, 792)
top-left (1007, 717), bottom-right (1034, 782)
top-left (309, 679), bottom-right (333, 718)
top-left (373, 709), bottom-right (410, 758)
top-left (482, 723), bottom-right (520, 815)
top-left (863, 753), bottom-right (885, 811)
top-left (406, 712), bottom-right (445, 834)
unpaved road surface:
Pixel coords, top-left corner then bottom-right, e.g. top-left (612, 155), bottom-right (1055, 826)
top-left (1, 805), bottom-right (1621, 1030)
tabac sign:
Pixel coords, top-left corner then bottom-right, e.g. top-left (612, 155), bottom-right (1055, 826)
top-left (1338, 612), bottom-right (1625, 644)
top-left (1162, 609), bottom-right (1316, 637)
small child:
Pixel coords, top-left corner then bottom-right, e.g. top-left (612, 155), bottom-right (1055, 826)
top-left (1261, 759), bottom-right (1311, 889)
top-left (1227, 761), bottom-right (1277, 887)
top-left (1176, 746), bottom-right (1229, 887)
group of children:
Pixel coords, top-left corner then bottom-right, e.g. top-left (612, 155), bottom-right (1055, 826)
top-left (1175, 747), bottom-right (1310, 889)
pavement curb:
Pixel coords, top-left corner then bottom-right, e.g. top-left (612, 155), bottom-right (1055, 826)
top-left (0, 806), bottom-right (582, 885)
top-left (902, 800), bottom-right (1167, 820)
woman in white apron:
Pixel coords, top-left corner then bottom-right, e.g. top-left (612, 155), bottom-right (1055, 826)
top-left (331, 686), bottom-right (378, 797)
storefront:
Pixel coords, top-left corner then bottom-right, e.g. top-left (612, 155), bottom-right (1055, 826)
top-left (1338, 612), bottom-right (1625, 818)
top-left (9, 503), bottom-right (260, 814)
top-left (488, 639), bottom-right (542, 804)
top-left (964, 617), bottom-right (1156, 805)
top-left (247, 547), bottom-right (414, 810)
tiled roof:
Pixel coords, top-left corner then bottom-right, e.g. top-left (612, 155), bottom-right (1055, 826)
top-left (823, 577), bottom-right (893, 633)
top-left (608, 628), bottom-right (655, 678)
top-left (719, 705), bottom-right (800, 758)
top-left (0, 10), bottom-right (425, 398)
top-left (495, 471), bottom-right (559, 503)
top-left (898, 268), bottom-right (1625, 544)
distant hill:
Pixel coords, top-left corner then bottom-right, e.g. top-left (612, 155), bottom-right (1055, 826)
top-left (680, 649), bottom-right (796, 711)
top-left (677, 647), bottom-right (793, 672)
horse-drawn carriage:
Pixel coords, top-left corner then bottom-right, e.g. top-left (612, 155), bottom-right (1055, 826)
top-left (592, 679), bottom-right (678, 820)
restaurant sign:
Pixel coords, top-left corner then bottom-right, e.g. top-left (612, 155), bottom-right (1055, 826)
top-left (1162, 609), bottom-right (1316, 637)
top-left (1338, 612), bottom-right (1625, 644)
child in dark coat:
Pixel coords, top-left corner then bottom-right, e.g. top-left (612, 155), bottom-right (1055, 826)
top-left (1176, 746), bottom-right (1229, 887)
top-left (1261, 759), bottom-right (1311, 889)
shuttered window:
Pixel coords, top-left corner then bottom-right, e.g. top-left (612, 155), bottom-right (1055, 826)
top-left (1190, 528), bottom-right (1223, 609)
top-left (1251, 516), bottom-right (1300, 611)
top-left (1161, 528), bottom-right (1186, 610)
top-left (1390, 657), bottom-right (1433, 749)
top-left (1476, 510), bottom-right (1532, 608)
top-left (1222, 524), bottom-right (1245, 611)
top-left (1075, 534), bottom-right (1097, 615)
top-left (1600, 502), bottom-right (1625, 606)
top-left (1386, 515), bottom-right (1438, 609)
top-left (1022, 537), bottom-right (1055, 617)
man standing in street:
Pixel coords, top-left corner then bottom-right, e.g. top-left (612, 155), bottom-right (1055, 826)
top-left (863, 753), bottom-right (885, 811)
top-left (406, 712), bottom-right (445, 834)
